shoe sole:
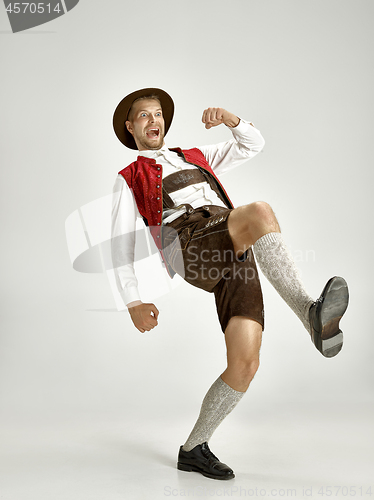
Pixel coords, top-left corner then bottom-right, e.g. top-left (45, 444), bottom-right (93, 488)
top-left (318, 276), bottom-right (349, 357)
top-left (177, 462), bottom-right (235, 480)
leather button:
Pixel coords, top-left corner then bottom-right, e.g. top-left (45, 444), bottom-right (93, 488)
top-left (203, 206), bottom-right (209, 210)
top-left (188, 208), bottom-right (193, 214)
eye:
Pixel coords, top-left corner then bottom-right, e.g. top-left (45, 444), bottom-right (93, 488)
top-left (140, 112), bottom-right (147, 117)
top-left (156, 112), bottom-right (162, 116)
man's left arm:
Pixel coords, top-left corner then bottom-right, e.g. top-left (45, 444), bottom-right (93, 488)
top-left (199, 107), bottom-right (265, 175)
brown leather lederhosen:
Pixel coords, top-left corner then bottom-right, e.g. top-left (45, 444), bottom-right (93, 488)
top-left (160, 168), bottom-right (264, 333)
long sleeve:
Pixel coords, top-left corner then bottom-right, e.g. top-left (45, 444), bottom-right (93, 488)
top-left (111, 174), bottom-right (142, 306)
top-left (198, 119), bottom-right (265, 176)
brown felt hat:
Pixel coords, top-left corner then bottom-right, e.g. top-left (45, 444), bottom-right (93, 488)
top-left (113, 87), bottom-right (174, 150)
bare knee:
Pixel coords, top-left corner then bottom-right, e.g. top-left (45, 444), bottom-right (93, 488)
top-left (233, 201), bottom-right (279, 236)
top-left (244, 201), bottom-right (280, 240)
top-left (243, 358), bottom-right (260, 383)
top-left (250, 201), bottom-right (277, 227)
top-left (231, 357), bottom-right (260, 387)
top-left (228, 201), bottom-right (279, 252)
top-left (223, 317), bottom-right (262, 391)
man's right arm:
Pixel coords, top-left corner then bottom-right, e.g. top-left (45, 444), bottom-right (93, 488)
top-left (111, 175), bottom-right (159, 333)
top-left (199, 110), bottom-right (265, 176)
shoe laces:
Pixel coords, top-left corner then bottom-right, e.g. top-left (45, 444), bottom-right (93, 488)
top-left (201, 444), bottom-right (219, 462)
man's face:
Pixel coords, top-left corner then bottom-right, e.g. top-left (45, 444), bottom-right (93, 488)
top-left (125, 98), bottom-right (165, 151)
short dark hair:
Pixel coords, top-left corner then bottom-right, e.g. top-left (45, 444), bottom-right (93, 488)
top-left (127, 94), bottom-right (162, 121)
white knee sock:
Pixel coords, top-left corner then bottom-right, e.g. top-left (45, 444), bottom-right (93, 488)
top-left (182, 376), bottom-right (245, 452)
top-left (253, 232), bottom-right (314, 331)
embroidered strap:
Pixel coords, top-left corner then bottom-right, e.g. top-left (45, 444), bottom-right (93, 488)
top-left (162, 169), bottom-right (206, 210)
top-left (163, 169), bottom-right (206, 194)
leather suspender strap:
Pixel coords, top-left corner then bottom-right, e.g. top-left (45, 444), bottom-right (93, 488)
top-left (162, 188), bottom-right (175, 210)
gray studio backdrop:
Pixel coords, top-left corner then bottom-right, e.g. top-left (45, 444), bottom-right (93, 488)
top-left (0, 0), bottom-right (373, 497)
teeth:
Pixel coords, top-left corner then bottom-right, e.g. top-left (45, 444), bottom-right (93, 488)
top-left (147, 128), bottom-right (159, 137)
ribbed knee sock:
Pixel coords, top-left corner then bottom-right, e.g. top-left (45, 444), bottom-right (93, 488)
top-left (182, 375), bottom-right (245, 452)
top-left (253, 232), bottom-right (314, 331)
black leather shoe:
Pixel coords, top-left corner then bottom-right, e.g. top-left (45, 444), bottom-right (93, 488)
top-left (309, 276), bottom-right (349, 357)
top-left (177, 442), bottom-right (235, 480)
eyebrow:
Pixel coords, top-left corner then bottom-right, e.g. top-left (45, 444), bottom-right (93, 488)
top-left (137, 108), bottom-right (162, 113)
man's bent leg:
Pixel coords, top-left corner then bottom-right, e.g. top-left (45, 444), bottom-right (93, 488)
top-left (228, 202), bottom-right (314, 331)
top-left (227, 202), bottom-right (348, 357)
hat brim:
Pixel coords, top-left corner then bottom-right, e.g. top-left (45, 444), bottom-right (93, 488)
top-left (113, 88), bottom-right (174, 150)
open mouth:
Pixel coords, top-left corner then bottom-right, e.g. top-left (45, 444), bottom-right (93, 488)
top-left (146, 128), bottom-right (160, 138)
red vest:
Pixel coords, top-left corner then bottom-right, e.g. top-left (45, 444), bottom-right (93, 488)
top-left (118, 147), bottom-right (234, 277)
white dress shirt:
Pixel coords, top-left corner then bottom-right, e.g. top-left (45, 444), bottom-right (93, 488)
top-left (111, 119), bottom-right (265, 307)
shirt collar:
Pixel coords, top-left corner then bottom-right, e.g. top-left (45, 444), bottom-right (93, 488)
top-left (138, 144), bottom-right (169, 159)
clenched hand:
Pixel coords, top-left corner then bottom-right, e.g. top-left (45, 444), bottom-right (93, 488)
top-left (202, 107), bottom-right (240, 129)
top-left (128, 302), bottom-right (159, 333)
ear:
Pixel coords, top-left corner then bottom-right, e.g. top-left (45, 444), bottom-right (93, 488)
top-left (125, 120), bottom-right (133, 136)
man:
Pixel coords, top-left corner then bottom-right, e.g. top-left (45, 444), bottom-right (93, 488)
top-left (111, 88), bottom-right (349, 480)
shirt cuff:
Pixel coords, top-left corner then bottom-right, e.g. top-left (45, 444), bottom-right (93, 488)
top-left (127, 300), bottom-right (143, 308)
top-left (230, 118), bottom-right (265, 151)
top-left (121, 287), bottom-right (142, 308)
top-left (233, 118), bottom-right (256, 133)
